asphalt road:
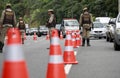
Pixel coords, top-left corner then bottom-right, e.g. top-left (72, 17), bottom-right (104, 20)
top-left (0, 36), bottom-right (120, 78)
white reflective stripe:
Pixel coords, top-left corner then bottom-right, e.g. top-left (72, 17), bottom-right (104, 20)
top-left (51, 37), bottom-right (59, 45)
top-left (4, 44), bottom-right (24, 61)
top-left (72, 39), bottom-right (76, 41)
top-left (66, 35), bottom-right (71, 40)
top-left (64, 46), bottom-right (73, 51)
top-left (76, 38), bottom-right (80, 40)
top-left (49, 55), bottom-right (63, 64)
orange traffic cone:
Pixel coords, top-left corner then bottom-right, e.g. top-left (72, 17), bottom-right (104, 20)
top-left (60, 31), bottom-right (63, 40)
top-left (2, 28), bottom-right (29, 78)
top-left (33, 32), bottom-right (37, 40)
top-left (46, 31), bottom-right (50, 40)
top-left (71, 31), bottom-right (77, 48)
top-left (63, 31), bottom-right (78, 64)
top-left (24, 32), bottom-right (27, 40)
top-left (76, 30), bottom-right (80, 47)
top-left (46, 29), bottom-right (66, 78)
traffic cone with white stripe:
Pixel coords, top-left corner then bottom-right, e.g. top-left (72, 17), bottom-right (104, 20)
top-left (24, 32), bottom-right (27, 40)
top-left (63, 31), bottom-right (78, 64)
top-left (46, 31), bottom-right (50, 40)
top-left (33, 32), bottom-right (37, 40)
top-left (76, 30), bottom-right (81, 47)
top-left (71, 31), bottom-right (77, 48)
top-left (1, 28), bottom-right (29, 78)
top-left (46, 29), bottom-right (66, 78)
top-left (60, 31), bottom-right (63, 40)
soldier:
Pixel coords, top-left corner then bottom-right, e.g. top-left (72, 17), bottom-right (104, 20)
top-left (17, 17), bottom-right (26, 44)
top-left (0, 3), bottom-right (16, 52)
top-left (46, 9), bottom-right (56, 43)
top-left (79, 7), bottom-right (93, 46)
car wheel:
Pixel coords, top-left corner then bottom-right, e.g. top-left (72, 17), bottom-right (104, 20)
top-left (99, 37), bottom-right (102, 39)
top-left (106, 36), bottom-right (109, 42)
top-left (114, 41), bottom-right (120, 51)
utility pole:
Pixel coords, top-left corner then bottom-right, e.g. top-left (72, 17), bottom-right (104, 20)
top-left (118, 0), bottom-right (120, 12)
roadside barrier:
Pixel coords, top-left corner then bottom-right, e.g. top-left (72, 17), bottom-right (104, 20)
top-left (46, 29), bottom-right (66, 78)
top-left (1, 28), bottom-right (29, 78)
top-left (63, 31), bottom-right (78, 64)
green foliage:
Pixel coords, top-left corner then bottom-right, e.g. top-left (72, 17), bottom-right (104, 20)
top-left (0, 0), bottom-right (119, 27)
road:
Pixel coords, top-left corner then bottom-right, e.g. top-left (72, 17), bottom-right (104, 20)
top-left (0, 36), bottom-right (120, 78)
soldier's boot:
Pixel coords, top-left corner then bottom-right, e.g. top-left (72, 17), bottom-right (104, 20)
top-left (22, 38), bottom-right (24, 44)
top-left (0, 41), bottom-right (4, 53)
top-left (82, 38), bottom-right (85, 46)
top-left (87, 38), bottom-right (91, 46)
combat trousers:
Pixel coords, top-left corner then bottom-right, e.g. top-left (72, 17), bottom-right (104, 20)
top-left (0, 26), bottom-right (11, 51)
top-left (82, 24), bottom-right (91, 46)
top-left (20, 29), bottom-right (25, 44)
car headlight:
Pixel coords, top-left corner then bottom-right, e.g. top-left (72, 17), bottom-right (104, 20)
top-left (116, 28), bottom-right (120, 34)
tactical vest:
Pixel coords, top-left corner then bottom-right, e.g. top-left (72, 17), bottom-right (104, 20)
top-left (18, 21), bottom-right (25, 30)
top-left (82, 13), bottom-right (91, 24)
top-left (3, 10), bottom-right (14, 25)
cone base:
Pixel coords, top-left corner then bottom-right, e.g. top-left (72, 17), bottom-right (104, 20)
top-left (2, 61), bottom-right (29, 78)
top-left (46, 63), bottom-right (66, 78)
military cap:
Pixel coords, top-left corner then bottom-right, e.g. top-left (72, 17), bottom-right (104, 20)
top-left (6, 3), bottom-right (11, 7)
top-left (48, 9), bottom-right (54, 12)
top-left (83, 7), bottom-right (88, 11)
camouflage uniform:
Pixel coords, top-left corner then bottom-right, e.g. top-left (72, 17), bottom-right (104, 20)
top-left (46, 9), bottom-right (56, 43)
top-left (79, 7), bottom-right (93, 46)
top-left (17, 17), bottom-right (26, 44)
top-left (0, 3), bottom-right (16, 51)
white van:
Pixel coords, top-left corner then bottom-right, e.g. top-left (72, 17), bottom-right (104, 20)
top-left (60, 18), bottom-right (79, 37)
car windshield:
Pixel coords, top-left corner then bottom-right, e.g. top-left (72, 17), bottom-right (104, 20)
top-left (93, 23), bottom-right (104, 28)
top-left (40, 27), bottom-right (48, 30)
top-left (64, 20), bottom-right (79, 26)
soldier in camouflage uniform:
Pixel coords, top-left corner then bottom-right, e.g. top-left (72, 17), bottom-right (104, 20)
top-left (0, 3), bottom-right (16, 52)
top-left (17, 17), bottom-right (26, 44)
top-left (46, 9), bottom-right (56, 43)
top-left (79, 7), bottom-right (93, 46)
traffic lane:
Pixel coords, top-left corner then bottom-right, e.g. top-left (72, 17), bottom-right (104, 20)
top-left (68, 39), bottom-right (120, 78)
top-left (23, 36), bottom-right (66, 78)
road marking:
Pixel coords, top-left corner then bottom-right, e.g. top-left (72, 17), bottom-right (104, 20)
top-left (64, 51), bottom-right (77, 74)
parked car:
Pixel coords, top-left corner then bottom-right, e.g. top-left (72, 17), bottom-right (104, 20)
top-left (90, 22), bottom-right (106, 39)
top-left (106, 18), bottom-right (116, 42)
top-left (60, 18), bottom-right (79, 38)
top-left (111, 13), bottom-right (120, 50)
top-left (37, 26), bottom-right (48, 37)
top-left (29, 28), bottom-right (38, 35)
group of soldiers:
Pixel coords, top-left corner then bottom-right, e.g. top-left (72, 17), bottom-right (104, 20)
top-left (0, 3), bottom-right (26, 52)
top-left (46, 7), bottom-right (93, 47)
top-left (0, 3), bottom-right (93, 53)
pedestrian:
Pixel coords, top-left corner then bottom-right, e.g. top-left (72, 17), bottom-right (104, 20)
top-left (46, 9), bottom-right (56, 43)
top-left (17, 17), bottom-right (26, 44)
top-left (0, 3), bottom-right (16, 52)
top-left (79, 7), bottom-right (93, 46)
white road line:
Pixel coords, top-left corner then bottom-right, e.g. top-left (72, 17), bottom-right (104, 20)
top-left (64, 51), bottom-right (77, 74)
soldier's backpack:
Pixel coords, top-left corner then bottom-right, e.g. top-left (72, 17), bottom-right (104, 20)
top-left (3, 9), bottom-right (14, 25)
top-left (82, 13), bottom-right (91, 24)
top-left (18, 21), bottom-right (25, 30)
